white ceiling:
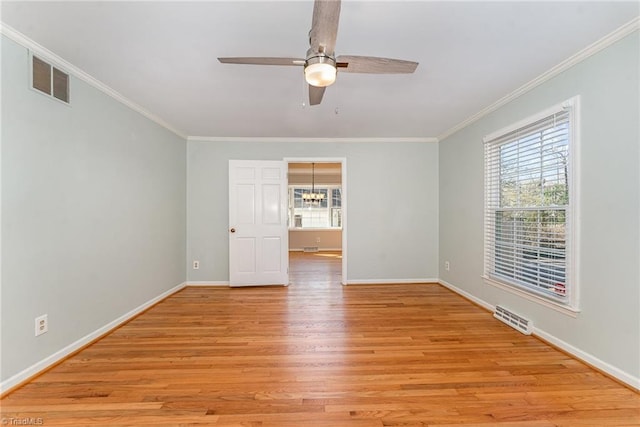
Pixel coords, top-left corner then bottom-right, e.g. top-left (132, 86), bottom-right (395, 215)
top-left (2, 1), bottom-right (638, 139)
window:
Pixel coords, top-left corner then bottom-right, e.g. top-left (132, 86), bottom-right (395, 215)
top-left (31, 54), bottom-right (69, 103)
top-left (289, 186), bottom-right (341, 229)
top-left (484, 98), bottom-right (578, 310)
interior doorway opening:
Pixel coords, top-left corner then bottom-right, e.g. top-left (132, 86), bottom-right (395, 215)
top-left (286, 159), bottom-right (346, 286)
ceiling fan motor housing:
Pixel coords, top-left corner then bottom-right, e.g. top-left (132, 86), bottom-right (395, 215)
top-left (304, 53), bottom-right (337, 87)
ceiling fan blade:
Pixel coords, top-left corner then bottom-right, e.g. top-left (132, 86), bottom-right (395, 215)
top-left (218, 57), bottom-right (305, 66)
top-left (310, 0), bottom-right (341, 55)
top-left (308, 85), bottom-right (326, 106)
top-left (336, 55), bottom-right (418, 74)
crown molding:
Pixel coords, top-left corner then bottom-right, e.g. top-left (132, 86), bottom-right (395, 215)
top-left (187, 136), bottom-right (438, 143)
top-left (6, 13), bottom-right (636, 145)
top-left (0, 22), bottom-right (188, 140)
top-left (437, 16), bottom-right (640, 141)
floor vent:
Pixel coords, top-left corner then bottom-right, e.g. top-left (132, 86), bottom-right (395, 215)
top-left (303, 246), bottom-right (319, 252)
top-left (493, 305), bottom-right (533, 335)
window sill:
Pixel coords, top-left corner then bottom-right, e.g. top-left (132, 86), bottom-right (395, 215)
top-left (483, 275), bottom-right (580, 318)
top-left (288, 228), bottom-right (342, 231)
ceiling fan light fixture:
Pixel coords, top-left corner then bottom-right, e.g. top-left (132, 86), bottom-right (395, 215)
top-left (304, 55), bottom-right (337, 87)
top-left (218, 0), bottom-right (418, 105)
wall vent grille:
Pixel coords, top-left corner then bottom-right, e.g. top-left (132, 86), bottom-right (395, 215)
top-left (31, 53), bottom-right (69, 103)
top-left (303, 246), bottom-right (319, 252)
top-left (494, 305), bottom-right (533, 335)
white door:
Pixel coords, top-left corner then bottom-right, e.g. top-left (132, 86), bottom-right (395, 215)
top-left (229, 160), bottom-right (288, 286)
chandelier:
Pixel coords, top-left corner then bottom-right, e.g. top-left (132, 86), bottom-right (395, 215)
top-left (303, 163), bottom-right (325, 205)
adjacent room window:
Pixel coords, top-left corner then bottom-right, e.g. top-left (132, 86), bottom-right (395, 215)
top-left (31, 54), bottom-right (70, 103)
top-left (289, 186), bottom-right (342, 229)
top-left (483, 98), bottom-right (578, 310)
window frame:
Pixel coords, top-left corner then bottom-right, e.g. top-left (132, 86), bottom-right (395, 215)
top-left (483, 97), bottom-right (580, 315)
top-left (288, 184), bottom-right (342, 230)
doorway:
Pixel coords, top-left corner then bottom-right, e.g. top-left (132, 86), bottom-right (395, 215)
top-left (285, 158), bottom-right (347, 286)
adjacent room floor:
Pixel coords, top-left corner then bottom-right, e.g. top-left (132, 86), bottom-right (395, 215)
top-left (1, 252), bottom-right (638, 426)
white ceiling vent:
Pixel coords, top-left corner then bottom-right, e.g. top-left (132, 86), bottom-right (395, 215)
top-left (494, 305), bottom-right (533, 335)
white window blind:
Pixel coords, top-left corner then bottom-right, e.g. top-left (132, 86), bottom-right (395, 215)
top-left (484, 101), bottom-right (576, 307)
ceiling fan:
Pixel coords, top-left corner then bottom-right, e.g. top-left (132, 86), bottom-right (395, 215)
top-left (218, 0), bottom-right (418, 106)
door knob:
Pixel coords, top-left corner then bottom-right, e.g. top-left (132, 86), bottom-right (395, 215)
top-left (230, 228), bottom-right (236, 233)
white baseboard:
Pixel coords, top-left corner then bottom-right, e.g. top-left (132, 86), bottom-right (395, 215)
top-left (345, 278), bottom-right (438, 285)
top-left (533, 327), bottom-right (640, 390)
top-left (0, 281), bottom-right (187, 395)
top-left (438, 278), bottom-right (640, 391)
top-left (185, 281), bottom-right (229, 286)
top-left (5, 278), bottom-right (637, 393)
top-left (438, 279), bottom-right (494, 311)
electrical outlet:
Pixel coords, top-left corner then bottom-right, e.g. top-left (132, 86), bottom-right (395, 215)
top-left (445, 261), bottom-right (450, 271)
top-left (193, 260), bottom-right (200, 270)
top-left (316, 237), bottom-right (321, 243)
top-left (35, 314), bottom-right (48, 336)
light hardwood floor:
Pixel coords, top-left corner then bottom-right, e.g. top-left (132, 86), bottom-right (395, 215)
top-left (1, 252), bottom-right (638, 426)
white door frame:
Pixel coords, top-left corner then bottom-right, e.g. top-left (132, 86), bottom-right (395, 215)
top-left (284, 157), bottom-right (347, 284)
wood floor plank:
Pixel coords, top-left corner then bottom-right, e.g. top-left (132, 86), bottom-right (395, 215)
top-left (1, 252), bottom-right (638, 426)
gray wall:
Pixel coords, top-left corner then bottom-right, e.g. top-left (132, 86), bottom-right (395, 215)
top-left (187, 140), bottom-right (439, 282)
top-left (1, 36), bottom-right (187, 382)
top-left (289, 230), bottom-right (342, 251)
top-left (439, 33), bottom-right (639, 379)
